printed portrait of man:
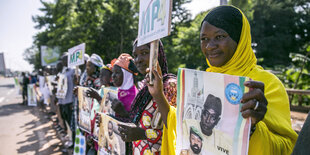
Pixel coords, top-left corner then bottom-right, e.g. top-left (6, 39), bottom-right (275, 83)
top-left (101, 92), bottom-right (114, 115)
top-left (200, 94), bottom-right (222, 136)
top-left (189, 126), bottom-right (203, 154)
top-left (104, 120), bottom-right (120, 155)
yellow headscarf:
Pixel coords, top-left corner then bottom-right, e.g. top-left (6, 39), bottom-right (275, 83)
top-left (205, 6), bottom-right (258, 76)
top-left (205, 6), bottom-right (297, 155)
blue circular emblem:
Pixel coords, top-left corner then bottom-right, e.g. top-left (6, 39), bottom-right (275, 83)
top-left (225, 83), bottom-right (243, 104)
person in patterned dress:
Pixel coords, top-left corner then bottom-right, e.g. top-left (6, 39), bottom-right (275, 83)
top-left (117, 39), bottom-right (177, 155)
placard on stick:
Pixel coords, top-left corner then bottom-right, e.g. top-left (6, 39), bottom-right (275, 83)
top-left (137, 0), bottom-right (172, 46)
top-left (68, 43), bottom-right (85, 68)
top-left (41, 46), bottom-right (60, 66)
top-left (138, 0), bottom-right (172, 84)
top-left (149, 40), bottom-right (159, 84)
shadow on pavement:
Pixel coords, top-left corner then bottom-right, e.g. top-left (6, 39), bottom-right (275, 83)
top-left (16, 107), bottom-right (63, 155)
top-left (0, 103), bottom-right (32, 117)
top-left (0, 84), bottom-right (15, 88)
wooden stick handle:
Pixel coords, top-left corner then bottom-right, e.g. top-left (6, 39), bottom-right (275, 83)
top-left (149, 40), bottom-right (159, 85)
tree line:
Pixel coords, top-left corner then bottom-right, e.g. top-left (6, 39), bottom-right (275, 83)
top-left (25, 0), bottom-right (309, 91)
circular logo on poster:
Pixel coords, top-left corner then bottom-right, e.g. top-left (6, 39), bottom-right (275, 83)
top-left (225, 83), bottom-right (243, 105)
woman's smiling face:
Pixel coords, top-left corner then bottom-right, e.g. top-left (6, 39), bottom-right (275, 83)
top-left (132, 44), bottom-right (150, 75)
top-left (200, 21), bottom-right (237, 67)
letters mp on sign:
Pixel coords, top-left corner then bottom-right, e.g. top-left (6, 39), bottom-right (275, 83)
top-left (68, 43), bottom-right (85, 68)
top-left (137, 0), bottom-right (172, 46)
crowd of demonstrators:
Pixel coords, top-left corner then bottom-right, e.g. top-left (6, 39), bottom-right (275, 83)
top-left (18, 5), bottom-right (310, 155)
top-left (17, 54), bottom-right (77, 152)
top-left (146, 5), bottom-right (299, 155)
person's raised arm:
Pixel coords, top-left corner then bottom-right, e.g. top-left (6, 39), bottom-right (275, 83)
top-left (146, 67), bottom-right (170, 127)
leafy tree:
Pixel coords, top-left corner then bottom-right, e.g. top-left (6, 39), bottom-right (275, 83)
top-left (29, 0), bottom-right (139, 66)
top-left (98, 0), bottom-right (138, 62)
top-left (27, 0), bottom-right (192, 73)
top-left (23, 45), bottom-right (41, 70)
top-left (167, 11), bottom-right (207, 73)
top-left (251, 0), bottom-right (310, 67)
top-left (162, 0), bottom-right (193, 74)
top-left (229, 0), bottom-right (253, 18)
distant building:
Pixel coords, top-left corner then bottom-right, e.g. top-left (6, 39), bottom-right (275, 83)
top-left (0, 53), bottom-right (6, 76)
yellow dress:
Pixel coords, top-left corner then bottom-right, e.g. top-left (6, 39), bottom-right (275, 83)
top-left (161, 106), bottom-right (177, 155)
top-left (162, 5), bottom-right (298, 155)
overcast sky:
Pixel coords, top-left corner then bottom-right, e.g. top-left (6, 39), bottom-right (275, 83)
top-left (0, 0), bottom-right (219, 72)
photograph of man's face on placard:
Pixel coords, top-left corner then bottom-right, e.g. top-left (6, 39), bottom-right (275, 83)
top-left (177, 69), bottom-right (251, 155)
top-left (189, 126), bottom-right (203, 154)
top-left (108, 121), bottom-right (114, 138)
top-left (98, 113), bottom-right (128, 155)
top-left (200, 94), bottom-right (222, 136)
top-left (100, 89), bottom-right (117, 116)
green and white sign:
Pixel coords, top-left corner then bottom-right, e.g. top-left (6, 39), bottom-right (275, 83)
top-left (137, 0), bottom-right (172, 46)
top-left (68, 43), bottom-right (85, 68)
top-left (41, 46), bottom-right (60, 66)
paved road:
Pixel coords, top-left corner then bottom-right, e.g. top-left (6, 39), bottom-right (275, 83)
top-left (0, 77), bottom-right (62, 155)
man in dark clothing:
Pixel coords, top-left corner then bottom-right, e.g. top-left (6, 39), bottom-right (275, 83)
top-left (20, 72), bottom-right (30, 105)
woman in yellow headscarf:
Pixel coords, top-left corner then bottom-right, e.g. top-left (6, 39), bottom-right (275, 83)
top-left (146, 5), bottom-right (297, 155)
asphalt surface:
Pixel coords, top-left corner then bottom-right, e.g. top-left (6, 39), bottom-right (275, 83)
top-left (0, 77), bottom-right (62, 155)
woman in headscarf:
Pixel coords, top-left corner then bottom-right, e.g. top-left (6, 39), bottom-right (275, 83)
top-left (110, 53), bottom-right (139, 121)
top-left (84, 54), bottom-right (103, 89)
top-left (86, 63), bottom-right (114, 107)
top-left (148, 5), bottom-right (298, 155)
top-left (117, 40), bottom-right (177, 155)
top-left (99, 64), bottom-right (113, 88)
top-left (83, 53), bottom-right (104, 153)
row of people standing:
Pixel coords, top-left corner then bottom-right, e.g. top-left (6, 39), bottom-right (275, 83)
top-left (48, 5), bottom-right (298, 155)
top-left (71, 42), bottom-right (177, 154)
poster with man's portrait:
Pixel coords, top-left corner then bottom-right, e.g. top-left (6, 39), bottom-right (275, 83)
top-left (93, 86), bottom-right (118, 142)
top-left (46, 75), bottom-right (56, 94)
top-left (97, 113), bottom-right (134, 155)
top-left (27, 84), bottom-right (37, 106)
top-left (99, 88), bottom-right (118, 116)
top-left (176, 68), bottom-right (251, 155)
top-left (56, 74), bottom-right (67, 99)
top-left (78, 86), bottom-right (92, 133)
